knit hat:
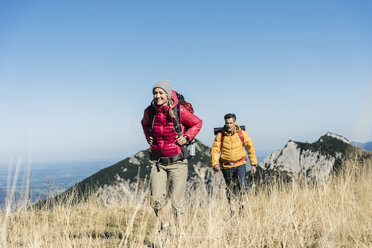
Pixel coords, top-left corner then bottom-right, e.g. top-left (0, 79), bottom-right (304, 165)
top-left (153, 80), bottom-right (172, 100)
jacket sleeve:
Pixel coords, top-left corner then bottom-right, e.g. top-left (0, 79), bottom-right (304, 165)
top-left (180, 106), bottom-right (203, 140)
top-left (211, 133), bottom-right (222, 167)
top-left (242, 131), bottom-right (258, 165)
top-left (141, 107), bottom-right (151, 141)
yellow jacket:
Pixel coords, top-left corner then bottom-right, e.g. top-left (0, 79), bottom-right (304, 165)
top-left (211, 125), bottom-right (258, 169)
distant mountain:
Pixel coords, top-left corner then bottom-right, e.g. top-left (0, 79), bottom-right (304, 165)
top-left (257, 132), bottom-right (372, 181)
top-left (351, 141), bottom-right (372, 152)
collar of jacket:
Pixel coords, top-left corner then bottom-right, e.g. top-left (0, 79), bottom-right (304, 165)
top-left (222, 124), bottom-right (241, 136)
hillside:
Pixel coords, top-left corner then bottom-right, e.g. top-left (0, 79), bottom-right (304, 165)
top-left (50, 139), bottom-right (211, 200)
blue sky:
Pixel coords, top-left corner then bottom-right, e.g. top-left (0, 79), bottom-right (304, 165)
top-left (1, 0), bottom-right (372, 165)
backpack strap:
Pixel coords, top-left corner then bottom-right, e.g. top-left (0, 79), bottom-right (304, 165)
top-left (238, 129), bottom-right (244, 144)
top-left (220, 132), bottom-right (224, 150)
top-left (148, 104), bottom-right (156, 133)
top-left (172, 103), bottom-right (190, 158)
top-left (172, 103), bottom-right (182, 136)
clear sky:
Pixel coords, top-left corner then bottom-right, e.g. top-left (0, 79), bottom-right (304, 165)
top-left (1, 0), bottom-right (372, 165)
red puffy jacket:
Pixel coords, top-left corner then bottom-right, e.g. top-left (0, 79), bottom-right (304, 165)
top-left (141, 90), bottom-right (203, 158)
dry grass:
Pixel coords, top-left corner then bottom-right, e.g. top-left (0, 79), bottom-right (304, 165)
top-left (1, 160), bottom-right (371, 247)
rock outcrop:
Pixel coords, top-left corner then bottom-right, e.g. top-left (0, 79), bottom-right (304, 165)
top-left (257, 132), bottom-right (364, 181)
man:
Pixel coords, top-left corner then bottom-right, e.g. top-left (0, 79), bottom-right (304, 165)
top-left (211, 113), bottom-right (257, 216)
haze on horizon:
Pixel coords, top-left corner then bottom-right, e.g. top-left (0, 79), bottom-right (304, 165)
top-left (1, 1), bottom-right (371, 166)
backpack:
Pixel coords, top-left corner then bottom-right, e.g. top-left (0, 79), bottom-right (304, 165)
top-left (148, 91), bottom-right (196, 159)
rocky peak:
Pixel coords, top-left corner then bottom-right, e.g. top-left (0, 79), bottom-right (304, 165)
top-left (258, 133), bottom-right (354, 181)
top-left (320, 132), bottom-right (350, 144)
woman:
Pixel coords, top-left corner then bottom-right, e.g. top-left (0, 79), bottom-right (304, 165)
top-left (141, 80), bottom-right (202, 233)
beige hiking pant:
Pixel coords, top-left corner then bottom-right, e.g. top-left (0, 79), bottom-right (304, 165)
top-left (149, 159), bottom-right (188, 215)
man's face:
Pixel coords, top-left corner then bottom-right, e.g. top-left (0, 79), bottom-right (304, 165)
top-left (225, 117), bottom-right (236, 132)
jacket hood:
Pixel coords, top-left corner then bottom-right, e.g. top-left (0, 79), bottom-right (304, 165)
top-left (170, 90), bottom-right (179, 108)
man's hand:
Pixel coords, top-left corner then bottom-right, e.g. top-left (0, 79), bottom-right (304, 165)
top-left (176, 135), bottom-right (187, 146)
top-left (148, 136), bottom-right (154, 145)
top-left (213, 164), bottom-right (221, 171)
top-left (251, 165), bottom-right (257, 174)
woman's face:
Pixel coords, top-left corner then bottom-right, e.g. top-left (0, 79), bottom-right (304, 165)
top-left (153, 87), bottom-right (169, 106)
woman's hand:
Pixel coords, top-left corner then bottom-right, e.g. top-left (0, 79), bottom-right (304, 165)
top-left (176, 136), bottom-right (187, 146)
top-left (148, 136), bottom-right (154, 145)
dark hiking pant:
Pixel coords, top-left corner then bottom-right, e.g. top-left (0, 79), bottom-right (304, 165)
top-left (221, 164), bottom-right (248, 202)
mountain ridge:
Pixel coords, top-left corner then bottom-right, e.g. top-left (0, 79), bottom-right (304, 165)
top-left (258, 132), bottom-right (371, 181)
top-left (35, 132), bottom-right (372, 207)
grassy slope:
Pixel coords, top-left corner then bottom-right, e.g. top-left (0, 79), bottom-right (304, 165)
top-left (2, 159), bottom-right (371, 247)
